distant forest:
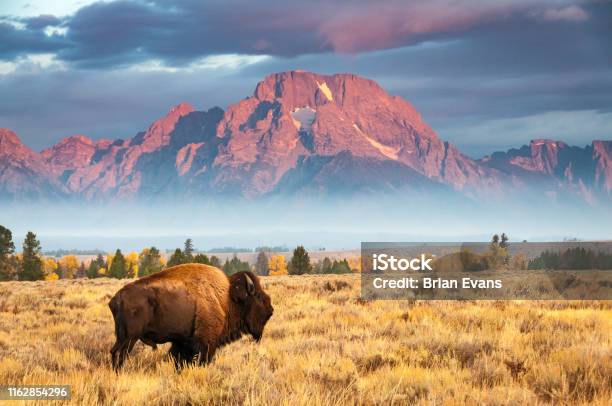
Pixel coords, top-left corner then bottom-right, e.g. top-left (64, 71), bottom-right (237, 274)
top-left (528, 247), bottom-right (612, 270)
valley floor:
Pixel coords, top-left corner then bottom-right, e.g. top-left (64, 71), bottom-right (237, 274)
top-left (0, 275), bottom-right (610, 405)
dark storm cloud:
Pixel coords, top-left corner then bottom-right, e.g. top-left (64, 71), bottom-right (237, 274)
top-left (55, 0), bottom-right (326, 67)
top-left (0, 0), bottom-right (604, 67)
top-left (22, 14), bottom-right (62, 30)
top-left (0, 0), bottom-right (610, 155)
top-left (0, 66), bottom-right (260, 151)
top-left (0, 20), bottom-right (67, 59)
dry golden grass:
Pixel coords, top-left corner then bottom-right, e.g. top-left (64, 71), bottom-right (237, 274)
top-left (0, 275), bottom-right (610, 405)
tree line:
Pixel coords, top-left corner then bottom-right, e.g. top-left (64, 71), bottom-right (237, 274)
top-left (0, 226), bottom-right (358, 281)
top-left (528, 247), bottom-right (612, 270)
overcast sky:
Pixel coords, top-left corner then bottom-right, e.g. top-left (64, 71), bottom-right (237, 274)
top-left (1, 0), bottom-right (610, 156)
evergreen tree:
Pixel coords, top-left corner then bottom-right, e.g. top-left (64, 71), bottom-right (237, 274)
top-left (86, 253), bottom-right (106, 278)
top-left (193, 253), bottom-right (211, 265)
top-left (0, 225), bottom-right (16, 280)
top-left (0, 225), bottom-right (15, 259)
top-left (288, 245), bottom-right (312, 275)
top-left (184, 239), bottom-right (194, 262)
top-left (95, 253), bottom-right (106, 269)
top-left (209, 255), bottom-right (221, 268)
top-left (314, 257), bottom-right (332, 274)
top-left (167, 248), bottom-right (184, 267)
top-left (500, 233), bottom-right (509, 249)
top-left (109, 249), bottom-right (128, 279)
top-left (487, 233), bottom-right (508, 269)
top-left (77, 262), bottom-right (86, 278)
top-left (21, 231), bottom-right (44, 281)
top-left (222, 255), bottom-right (250, 275)
top-left (86, 261), bottom-right (99, 278)
top-left (321, 257), bottom-right (333, 273)
top-left (255, 250), bottom-right (269, 275)
top-left (500, 233), bottom-right (510, 264)
top-left (331, 259), bottom-right (352, 274)
top-left (139, 247), bottom-right (164, 276)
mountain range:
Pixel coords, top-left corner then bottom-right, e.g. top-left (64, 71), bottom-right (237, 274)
top-left (1, 71), bottom-right (610, 203)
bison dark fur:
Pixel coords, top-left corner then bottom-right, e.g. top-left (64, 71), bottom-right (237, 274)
top-left (108, 264), bottom-right (273, 370)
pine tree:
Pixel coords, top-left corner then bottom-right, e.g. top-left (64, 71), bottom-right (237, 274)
top-left (500, 233), bottom-right (509, 249)
top-left (255, 250), bottom-right (269, 275)
top-left (95, 253), bottom-right (106, 269)
top-left (0, 225), bottom-right (15, 259)
top-left (488, 233), bottom-right (509, 269)
top-left (222, 255), bottom-right (250, 275)
top-left (109, 249), bottom-right (128, 279)
top-left (288, 245), bottom-right (312, 275)
top-left (321, 257), bottom-right (333, 273)
top-left (193, 253), bottom-right (211, 265)
top-left (167, 248), bottom-right (184, 267)
top-left (86, 253), bottom-right (106, 278)
top-left (331, 259), bottom-right (351, 274)
top-left (0, 225), bottom-right (16, 280)
top-left (499, 233), bottom-right (510, 264)
top-left (86, 261), bottom-right (99, 278)
top-left (139, 247), bottom-right (164, 276)
top-left (77, 262), bottom-right (86, 278)
top-left (21, 231), bottom-right (44, 281)
top-left (184, 239), bottom-right (194, 262)
top-left (210, 255), bottom-right (221, 268)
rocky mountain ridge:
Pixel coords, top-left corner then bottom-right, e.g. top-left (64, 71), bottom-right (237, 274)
top-left (0, 71), bottom-right (610, 203)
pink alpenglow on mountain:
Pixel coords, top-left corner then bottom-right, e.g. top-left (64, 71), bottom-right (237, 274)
top-left (0, 129), bottom-right (65, 199)
top-left (0, 71), bottom-right (610, 203)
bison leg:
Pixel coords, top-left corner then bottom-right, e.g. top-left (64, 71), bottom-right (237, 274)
top-left (140, 337), bottom-right (158, 350)
top-left (195, 342), bottom-right (217, 365)
top-left (169, 341), bottom-right (196, 369)
top-left (111, 338), bottom-right (136, 371)
top-left (110, 341), bottom-right (120, 369)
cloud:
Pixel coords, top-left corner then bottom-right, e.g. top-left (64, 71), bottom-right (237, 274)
top-left (22, 14), bottom-right (63, 30)
top-left (0, 0), bottom-right (609, 155)
top-left (0, 19), bottom-right (67, 59)
top-left (540, 5), bottom-right (590, 21)
top-left (0, 0), bottom-right (599, 68)
top-left (0, 53), bottom-right (66, 75)
top-left (448, 110), bottom-right (612, 157)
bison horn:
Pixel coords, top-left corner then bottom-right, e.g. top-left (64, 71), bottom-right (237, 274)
top-left (245, 273), bottom-right (255, 295)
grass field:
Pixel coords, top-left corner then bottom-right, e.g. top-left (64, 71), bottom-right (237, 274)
top-left (0, 275), bottom-right (610, 405)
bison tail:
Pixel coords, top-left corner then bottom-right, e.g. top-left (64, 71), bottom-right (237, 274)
top-left (109, 295), bottom-right (127, 343)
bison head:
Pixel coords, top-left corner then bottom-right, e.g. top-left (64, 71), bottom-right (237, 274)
top-left (230, 271), bottom-right (274, 341)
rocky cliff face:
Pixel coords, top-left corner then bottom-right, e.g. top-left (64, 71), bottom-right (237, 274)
top-left (206, 71), bottom-right (503, 197)
top-left (0, 71), bottom-right (609, 203)
top-left (479, 139), bottom-right (612, 201)
top-left (0, 129), bottom-right (65, 200)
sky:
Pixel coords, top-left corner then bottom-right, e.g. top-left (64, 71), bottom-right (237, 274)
top-left (0, 0), bottom-right (611, 157)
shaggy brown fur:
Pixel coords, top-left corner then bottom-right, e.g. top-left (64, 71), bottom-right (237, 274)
top-left (108, 264), bottom-right (273, 370)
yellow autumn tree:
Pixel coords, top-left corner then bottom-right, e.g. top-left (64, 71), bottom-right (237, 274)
top-left (347, 257), bottom-right (361, 273)
top-left (43, 257), bottom-right (59, 280)
top-left (512, 253), bottom-right (528, 270)
top-left (126, 251), bottom-right (139, 278)
top-left (59, 255), bottom-right (79, 279)
top-left (268, 254), bottom-right (288, 276)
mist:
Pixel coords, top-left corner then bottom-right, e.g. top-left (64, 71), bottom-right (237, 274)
top-left (2, 193), bottom-right (610, 253)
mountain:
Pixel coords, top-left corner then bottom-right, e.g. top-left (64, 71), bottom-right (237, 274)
top-left (207, 71), bottom-right (503, 197)
top-left (480, 139), bottom-right (612, 202)
top-left (0, 129), bottom-right (65, 200)
top-left (0, 71), bottom-right (610, 203)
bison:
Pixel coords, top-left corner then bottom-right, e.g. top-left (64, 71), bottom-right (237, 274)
top-left (108, 264), bottom-right (274, 370)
